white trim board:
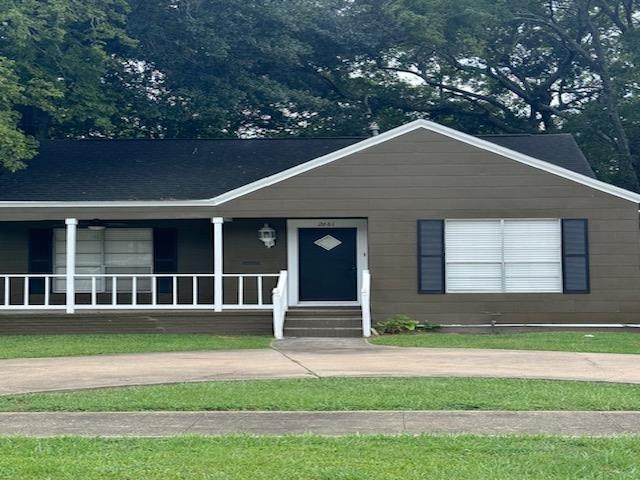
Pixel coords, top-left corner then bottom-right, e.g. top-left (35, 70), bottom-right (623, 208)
top-left (210, 119), bottom-right (640, 206)
top-left (1, 119), bottom-right (639, 209)
top-left (286, 219), bottom-right (368, 307)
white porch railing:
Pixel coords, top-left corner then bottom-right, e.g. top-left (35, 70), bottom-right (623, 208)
top-left (0, 275), bottom-right (67, 310)
top-left (1, 270), bottom-right (363, 339)
top-left (0, 273), bottom-right (279, 311)
top-left (271, 270), bottom-right (288, 340)
top-left (361, 269), bottom-right (372, 337)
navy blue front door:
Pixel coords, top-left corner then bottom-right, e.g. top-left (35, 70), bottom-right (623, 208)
top-left (298, 228), bottom-right (357, 302)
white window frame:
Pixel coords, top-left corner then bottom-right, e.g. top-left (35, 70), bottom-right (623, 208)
top-left (444, 219), bottom-right (562, 294)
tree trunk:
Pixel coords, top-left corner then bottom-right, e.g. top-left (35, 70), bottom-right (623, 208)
top-left (17, 106), bottom-right (51, 140)
top-left (541, 111), bottom-right (558, 132)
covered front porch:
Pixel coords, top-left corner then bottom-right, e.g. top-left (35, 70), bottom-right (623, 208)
top-left (0, 217), bottom-right (370, 338)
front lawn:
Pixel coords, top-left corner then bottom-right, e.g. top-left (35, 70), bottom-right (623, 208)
top-left (2, 377), bottom-right (639, 412)
top-left (2, 435), bottom-right (639, 479)
top-left (0, 334), bottom-right (272, 359)
top-left (370, 331), bottom-right (640, 354)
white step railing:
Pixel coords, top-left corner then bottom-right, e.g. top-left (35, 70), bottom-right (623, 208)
top-left (361, 269), bottom-right (371, 337)
top-left (271, 270), bottom-right (288, 339)
top-left (0, 273), bottom-right (279, 311)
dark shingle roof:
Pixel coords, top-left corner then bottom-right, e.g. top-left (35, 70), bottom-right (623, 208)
top-left (0, 138), bottom-right (362, 201)
top-left (0, 133), bottom-right (594, 201)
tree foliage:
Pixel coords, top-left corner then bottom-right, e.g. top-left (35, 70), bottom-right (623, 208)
top-left (0, 57), bottom-right (36, 171)
top-left (326, 0), bottom-right (640, 190)
top-left (0, 0), bottom-right (132, 170)
top-left (1, 0), bottom-right (640, 189)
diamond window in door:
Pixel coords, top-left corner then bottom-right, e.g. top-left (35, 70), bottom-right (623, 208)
top-left (314, 234), bottom-right (342, 251)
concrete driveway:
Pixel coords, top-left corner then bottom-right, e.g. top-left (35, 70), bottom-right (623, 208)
top-left (1, 338), bottom-right (639, 395)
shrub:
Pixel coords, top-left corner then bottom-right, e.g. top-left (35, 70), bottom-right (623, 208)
top-left (416, 322), bottom-right (441, 331)
top-left (375, 315), bottom-right (418, 334)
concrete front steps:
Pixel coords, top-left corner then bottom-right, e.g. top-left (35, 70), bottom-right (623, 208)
top-left (283, 308), bottom-right (363, 337)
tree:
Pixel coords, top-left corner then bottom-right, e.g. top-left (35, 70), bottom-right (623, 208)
top-left (327, 0), bottom-right (640, 189)
top-left (516, 0), bottom-right (640, 190)
top-left (122, 0), bottom-right (373, 137)
top-left (0, 57), bottom-right (36, 171)
top-left (312, 0), bottom-right (591, 133)
top-left (2, 0), bottom-right (640, 192)
top-left (0, 0), bottom-right (134, 169)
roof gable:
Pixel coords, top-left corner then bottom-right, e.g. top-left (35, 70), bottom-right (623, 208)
top-left (211, 120), bottom-right (640, 206)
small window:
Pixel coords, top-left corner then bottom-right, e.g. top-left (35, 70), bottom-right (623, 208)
top-left (444, 219), bottom-right (562, 293)
top-left (54, 228), bottom-right (153, 293)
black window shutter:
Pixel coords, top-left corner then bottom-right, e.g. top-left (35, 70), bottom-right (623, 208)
top-left (418, 220), bottom-right (445, 294)
top-left (153, 228), bottom-right (178, 293)
top-left (28, 229), bottom-right (53, 294)
top-left (561, 219), bottom-right (590, 293)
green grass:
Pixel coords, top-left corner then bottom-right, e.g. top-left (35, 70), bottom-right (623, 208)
top-left (2, 377), bottom-right (640, 412)
top-left (1, 435), bottom-right (640, 479)
top-left (370, 331), bottom-right (640, 354)
top-left (0, 334), bottom-right (272, 359)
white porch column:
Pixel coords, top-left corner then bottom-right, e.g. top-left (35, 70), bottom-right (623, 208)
top-left (212, 217), bottom-right (224, 312)
top-left (65, 218), bottom-right (78, 314)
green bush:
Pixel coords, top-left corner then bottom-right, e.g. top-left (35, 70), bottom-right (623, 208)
top-left (416, 322), bottom-right (441, 331)
top-left (375, 315), bottom-right (418, 334)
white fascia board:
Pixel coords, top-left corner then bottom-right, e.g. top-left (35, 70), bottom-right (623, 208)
top-left (210, 119), bottom-right (640, 205)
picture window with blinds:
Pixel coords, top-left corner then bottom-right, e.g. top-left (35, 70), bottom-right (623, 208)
top-left (54, 228), bottom-right (153, 293)
top-left (444, 219), bottom-right (562, 293)
top-left (418, 218), bottom-right (589, 294)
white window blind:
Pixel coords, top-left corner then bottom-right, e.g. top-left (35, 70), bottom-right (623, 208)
top-left (54, 228), bottom-right (153, 293)
top-left (54, 229), bottom-right (104, 292)
top-left (445, 220), bottom-right (503, 293)
top-left (445, 219), bottom-right (561, 293)
top-left (503, 220), bottom-right (561, 292)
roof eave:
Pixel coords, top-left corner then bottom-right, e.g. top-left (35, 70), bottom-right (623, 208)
top-left (0, 200), bottom-right (214, 208)
top-left (0, 119), bottom-right (638, 208)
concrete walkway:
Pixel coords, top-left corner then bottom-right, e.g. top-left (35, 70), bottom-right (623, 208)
top-left (1, 411), bottom-right (640, 437)
top-left (2, 338), bottom-right (640, 395)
